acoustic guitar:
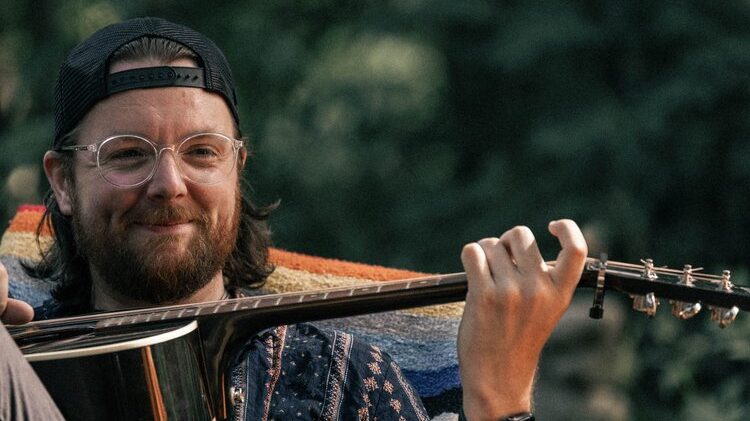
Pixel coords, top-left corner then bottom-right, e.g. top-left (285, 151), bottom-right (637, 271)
top-left (9, 257), bottom-right (750, 420)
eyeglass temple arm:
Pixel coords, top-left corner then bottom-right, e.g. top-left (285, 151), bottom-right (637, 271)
top-left (56, 145), bottom-right (97, 152)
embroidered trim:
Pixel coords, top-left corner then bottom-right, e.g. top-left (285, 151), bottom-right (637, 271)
top-left (321, 331), bottom-right (353, 421)
top-left (261, 325), bottom-right (288, 421)
top-left (389, 361), bottom-right (430, 421)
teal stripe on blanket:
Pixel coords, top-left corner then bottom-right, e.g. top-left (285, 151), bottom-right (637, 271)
top-left (403, 365), bottom-right (460, 397)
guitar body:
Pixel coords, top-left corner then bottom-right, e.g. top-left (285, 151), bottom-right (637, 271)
top-left (26, 321), bottom-right (213, 421)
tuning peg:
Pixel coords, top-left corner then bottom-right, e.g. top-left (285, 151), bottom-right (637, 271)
top-left (710, 306), bottom-right (739, 328)
top-left (640, 258), bottom-right (659, 280)
top-left (632, 292), bottom-right (659, 317)
top-left (671, 301), bottom-right (702, 319)
top-left (708, 270), bottom-right (739, 328)
top-left (588, 254), bottom-right (608, 319)
top-left (669, 264), bottom-right (702, 319)
top-left (719, 270), bottom-right (734, 291)
top-left (680, 264), bottom-right (696, 286)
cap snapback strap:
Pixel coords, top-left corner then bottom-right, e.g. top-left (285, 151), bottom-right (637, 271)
top-left (106, 66), bottom-right (205, 95)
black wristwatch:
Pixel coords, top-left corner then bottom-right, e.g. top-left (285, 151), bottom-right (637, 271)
top-left (459, 408), bottom-right (535, 421)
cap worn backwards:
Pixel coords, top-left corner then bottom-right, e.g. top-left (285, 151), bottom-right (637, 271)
top-left (53, 17), bottom-right (239, 148)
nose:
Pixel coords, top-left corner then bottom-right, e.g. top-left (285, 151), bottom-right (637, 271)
top-left (145, 149), bottom-right (187, 201)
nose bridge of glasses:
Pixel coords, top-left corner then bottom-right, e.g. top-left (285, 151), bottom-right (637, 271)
top-left (155, 143), bottom-right (179, 157)
top-left (148, 143), bottom-right (184, 179)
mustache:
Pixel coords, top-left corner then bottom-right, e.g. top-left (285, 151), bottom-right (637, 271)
top-left (123, 206), bottom-right (209, 226)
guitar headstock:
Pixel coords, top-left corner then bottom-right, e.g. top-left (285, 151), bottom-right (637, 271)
top-left (581, 257), bottom-right (750, 328)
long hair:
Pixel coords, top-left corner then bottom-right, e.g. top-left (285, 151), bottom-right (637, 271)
top-left (24, 37), bottom-right (276, 313)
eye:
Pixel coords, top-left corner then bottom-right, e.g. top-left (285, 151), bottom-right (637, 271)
top-left (180, 135), bottom-right (231, 162)
top-left (99, 137), bottom-right (152, 165)
top-left (184, 145), bottom-right (220, 157)
top-left (108, 148), bottom-right (150, 160)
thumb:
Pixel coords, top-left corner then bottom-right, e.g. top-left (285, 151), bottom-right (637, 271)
top-left (2, 298), bottom-right (34, 325)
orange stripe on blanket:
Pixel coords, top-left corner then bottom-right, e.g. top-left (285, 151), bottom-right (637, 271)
top-left (5, 206), bottom-right (431, 282)
top-left (269, 248), bottom-right (430, 281)
top-left (6, 207), bottom-right (52, 236)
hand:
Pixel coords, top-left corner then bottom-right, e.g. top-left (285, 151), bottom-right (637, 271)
top-left (457, 219), bottom-right (587, 420)
top-left (0, 262), bottom-right (34, 325)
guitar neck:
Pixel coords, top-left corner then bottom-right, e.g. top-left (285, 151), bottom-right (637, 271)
top-left (9, 257), bottom-right (750, 338)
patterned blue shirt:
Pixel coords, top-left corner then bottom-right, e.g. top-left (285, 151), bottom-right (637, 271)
top-left (232, 323), bottom-right (430, 421)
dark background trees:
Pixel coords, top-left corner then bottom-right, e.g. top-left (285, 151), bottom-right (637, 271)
top-left (2, 1), bottom-right (750, 418)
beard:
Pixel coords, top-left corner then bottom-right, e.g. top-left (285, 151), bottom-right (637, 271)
top-left (72, 194), bottom-right (240, 305)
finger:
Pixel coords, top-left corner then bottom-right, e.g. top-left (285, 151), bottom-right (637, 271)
top-left (461, 242), bottom-right (494, 295)
top-left (476, 237), bottom-right (516, 281)
top-left (1, 299), bottom-right (34, 325)
top-left (547, 219), bottom-right (588, 291)
top-left (499, 226), bottom-right (545, 275)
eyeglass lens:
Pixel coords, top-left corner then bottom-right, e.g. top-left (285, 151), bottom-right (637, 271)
top-left (97, 134), bottom-right (237, 187)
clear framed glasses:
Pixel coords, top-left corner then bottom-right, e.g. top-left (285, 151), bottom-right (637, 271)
top-left (58, 133), bottom-right (243, 188)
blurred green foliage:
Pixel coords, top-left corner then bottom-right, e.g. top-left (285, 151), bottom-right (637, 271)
top-left (2, 0), bottom-right (750, 418)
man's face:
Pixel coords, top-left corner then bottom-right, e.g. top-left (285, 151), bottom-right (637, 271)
top-left (63, 60), bottom-right (242, 305)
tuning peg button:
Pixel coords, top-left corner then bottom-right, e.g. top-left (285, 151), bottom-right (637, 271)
top-left (632, 292), bottom-right (659, 317)
top-left (671, 301), bottom-right (702, 319)
top-left (710, 306), bottom-right (739, 328)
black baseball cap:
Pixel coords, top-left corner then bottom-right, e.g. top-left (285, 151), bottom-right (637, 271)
top-left (53, 17), bottom-right (240, 148)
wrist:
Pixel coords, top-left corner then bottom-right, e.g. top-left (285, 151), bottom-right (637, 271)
top-left (461, 381), bottom-right (532, 421)
top-left (461, 393), bottom-right (531, 421)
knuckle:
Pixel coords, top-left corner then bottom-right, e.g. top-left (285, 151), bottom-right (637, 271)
top-left (475, 237), bottom-right (499, 248)
top-left (569, 242), bottom-right (588, 258)
top-left (503, 225), bottom-right (534, 242)
top-left (461, 242), bottom-right (482, 258)
top-left (494, 280), bottom-right (522, 304)
top-left (460, 243), bottom-right (476, 262)
top-left (514, 225), bottom-right (533, 236)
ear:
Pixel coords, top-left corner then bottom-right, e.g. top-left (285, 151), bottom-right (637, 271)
top-left (43, 151), bottom-right (74, 216)
top-left (238, 147), bottom-right (248, 171)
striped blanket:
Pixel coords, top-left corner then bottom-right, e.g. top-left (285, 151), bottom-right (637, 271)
top-left (1, 205), bottom-right (462, 417)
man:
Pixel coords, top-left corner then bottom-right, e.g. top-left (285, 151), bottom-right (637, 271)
top-left (0, 17), bottom-right (587, 420)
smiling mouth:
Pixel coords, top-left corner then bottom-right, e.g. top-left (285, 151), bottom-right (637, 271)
top-left (137, 221), bottom-right (193, 233)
